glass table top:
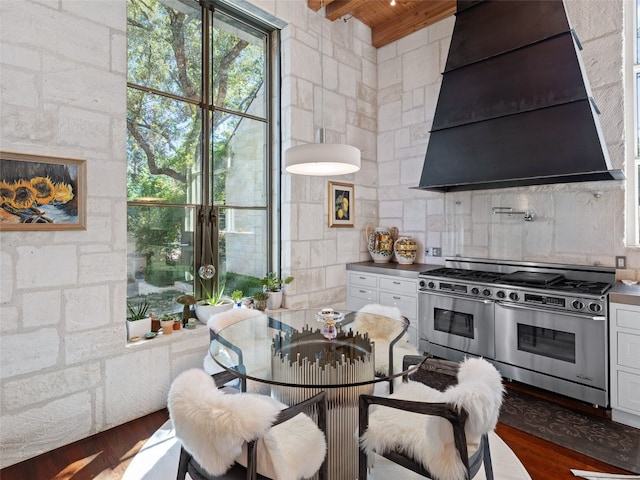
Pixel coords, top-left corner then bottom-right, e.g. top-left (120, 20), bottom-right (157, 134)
top-left (208, 308), bottom-right (413, 388)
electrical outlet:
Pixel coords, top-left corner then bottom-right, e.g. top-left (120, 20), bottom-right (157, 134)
top-left (616, 256), bottom-right (626, 269)
top-left (424, 248), bottom-right (430, 256)
top-left (432, 247), bottom-right (442, 257)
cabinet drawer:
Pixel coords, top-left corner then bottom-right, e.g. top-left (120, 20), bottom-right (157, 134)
top-left (348, 272), bottom-right (377, 288)
top-left (379, 277), bottom-right (417, 294)
top-left (616, 305), bottom-right (640, 331)
top-left (618, 332), bottom-right (640, 369)
top-left (379, 291), bottom-right (417, 319)
top-left (348, 285), bottom-right (377, 302)
top-left (618, 370), bottom-right (640, 413)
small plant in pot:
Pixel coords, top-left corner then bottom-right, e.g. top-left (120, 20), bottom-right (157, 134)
top-left (252, 291), bottom-right (268, 311)
top-left (260, 272), bottom-right (294, 310)
top-left (195, 279), bottom-right (233, 323)
top-left (159, 313), bottom-right (176, 335)
top-left (231, 290), bottom-right (243, 307)
top-left (126, 300), bottom-right (152, 341)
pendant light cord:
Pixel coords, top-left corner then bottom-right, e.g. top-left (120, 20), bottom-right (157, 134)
top-left (320, 0), bottom-right (325, 139)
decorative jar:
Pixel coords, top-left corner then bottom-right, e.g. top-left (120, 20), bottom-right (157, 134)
top-left (394, 236), bottom-right (418, 264)
top-left (366, 226), bottom-right (395, 263)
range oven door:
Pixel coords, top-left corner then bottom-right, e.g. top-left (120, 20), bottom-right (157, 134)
top-left (494, 302), bottom-right (607, 389)
top-left (419, 291), bottom-right (495, 358)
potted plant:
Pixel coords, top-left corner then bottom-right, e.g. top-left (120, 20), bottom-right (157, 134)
top-left (126, 300), bottom-right (152, 341)
top-left (260, 272), bottom-right (294, 310)
top-left (252, 291), bottom-right (268, 311)
top-left (231, 290), bottom-right (243, 307)
top-left (194, 280), bottom-right (233, 323)
top-left (159, 313), bottom-right (175, 335)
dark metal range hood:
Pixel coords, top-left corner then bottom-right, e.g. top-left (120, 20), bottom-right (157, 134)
top-left (417, 0), bottom-right (624, 193)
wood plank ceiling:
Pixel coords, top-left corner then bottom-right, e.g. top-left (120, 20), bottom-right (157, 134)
top-left (308, 0), bottom-right (457, 48)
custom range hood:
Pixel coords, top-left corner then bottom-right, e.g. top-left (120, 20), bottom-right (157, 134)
top-left (417, 0), bottom-right (624, 193)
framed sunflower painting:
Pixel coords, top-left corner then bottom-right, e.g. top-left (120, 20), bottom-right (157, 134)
top-left (328, 181), bottom-right (354, 227)
top-left (0, 151), bottom-right (86, 231)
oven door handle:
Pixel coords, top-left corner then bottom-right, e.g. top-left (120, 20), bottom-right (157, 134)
top-left (420, 290), bottom-right (494, 304)
top-left (496, 301), bottom-right (606, 321)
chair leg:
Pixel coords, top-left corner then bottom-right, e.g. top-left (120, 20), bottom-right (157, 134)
top-left (176, 446), bottom-right (190, 480)
top-left (482, 434), bottom-right (494, 480)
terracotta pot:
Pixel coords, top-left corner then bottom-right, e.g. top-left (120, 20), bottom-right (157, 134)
top-left (160, 320), bottom-right (173, 335)
top-left (173, 321), bottom-right (181, 330)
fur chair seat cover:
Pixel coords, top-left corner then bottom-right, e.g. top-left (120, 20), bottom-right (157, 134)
top-left (207, 307), bottom-right (264, 333)
top-left (360, 357), bottom-right (504, 480)
top-left (168, 369), bottom-right (326, 480)
top-left (348, 304), bottom-right (420, 375)
top-left (204, 308), bottom-right (270, 394)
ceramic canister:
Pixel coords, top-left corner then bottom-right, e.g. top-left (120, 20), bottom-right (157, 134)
top-left (367, 226), bottom-right (395, 263)
top-left (394, 236), bottom-right (417, 264)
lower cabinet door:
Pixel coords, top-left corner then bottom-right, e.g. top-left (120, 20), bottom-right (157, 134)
top-left (618, 370), bottom-right (640, 413)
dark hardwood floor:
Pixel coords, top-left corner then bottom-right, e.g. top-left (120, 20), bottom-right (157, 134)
top-left (0, 408), bottom-right (633, 479)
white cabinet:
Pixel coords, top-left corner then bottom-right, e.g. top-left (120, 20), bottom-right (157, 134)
top-left (346, 270), bottom-right (419, 348)
top-left (610, 301), bottom-right (640, 428)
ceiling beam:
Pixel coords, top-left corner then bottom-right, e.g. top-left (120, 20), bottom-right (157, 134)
top-left (371, 0), bottom-right (456, 48)
top-left (307, 0), bottom-right (337, 11)
top-left (325, 0), bottom-right (368, 21)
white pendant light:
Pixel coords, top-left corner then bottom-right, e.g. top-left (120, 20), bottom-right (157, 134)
top-left (285, 129), bottom-right (360, 176)
top-left (284, 4), bottom-right (361, 176)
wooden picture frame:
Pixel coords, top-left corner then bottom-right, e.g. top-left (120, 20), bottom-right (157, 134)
top-left (0, 151), bottom-right (86, 231)
top-left (328, 181), bottom-right (354, 227)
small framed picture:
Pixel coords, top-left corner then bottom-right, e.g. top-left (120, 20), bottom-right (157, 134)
top-left (0, 151), bottom-right (87, 231)
top-left (328, 181), bottom-right (354, 227)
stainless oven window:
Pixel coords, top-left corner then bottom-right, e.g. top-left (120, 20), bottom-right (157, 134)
top-left (434, 308), bottom-right (474, 339)
top-left (516, 324), bottom-right (576, 363)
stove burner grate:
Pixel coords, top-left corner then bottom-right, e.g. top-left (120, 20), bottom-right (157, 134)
top-left (421, 267), bottom-right (612, 295)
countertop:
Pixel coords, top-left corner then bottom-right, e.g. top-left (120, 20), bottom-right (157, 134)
top-left (346, 261), bottom-right (442, 279)
top-left (610, 281), bottom-right (640, 306)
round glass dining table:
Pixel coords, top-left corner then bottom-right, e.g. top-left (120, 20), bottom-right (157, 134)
top-left (208, 308), bottom-right (415, 480)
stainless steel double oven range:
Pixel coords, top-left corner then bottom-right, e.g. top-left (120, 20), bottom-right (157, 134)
top-left (418, 258), bottom-right (615, 407)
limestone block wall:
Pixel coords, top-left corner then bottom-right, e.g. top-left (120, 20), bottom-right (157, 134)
top-left (0, 0), bottom-right (210, 468)
top-left (376, 0), bottom-right (640, 270)
top-left (0, 0), bottom-right (376, 468)
top-left (280, 5), bottom-right (378, 309)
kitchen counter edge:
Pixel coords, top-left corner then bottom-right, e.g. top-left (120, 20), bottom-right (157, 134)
top-left (346, 261), bottom-right (442, 279)
top-left (609, 282), bottom-right (640, 306)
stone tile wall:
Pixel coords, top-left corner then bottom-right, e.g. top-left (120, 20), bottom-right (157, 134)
top-left (375, 0), bottom-right (640, 271)
top-left (0, 0), bottom-right (210, 468)
top-left (1, 0), bottom-right (639, 470)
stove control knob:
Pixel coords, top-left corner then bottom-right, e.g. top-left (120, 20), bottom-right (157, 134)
top-left (482, 289), bottom-right (492, 297)
top-left (496, 290), bottom-right (506, 299)
top-left (589, 302), bottom-right (602, 313)
top-left (509, 292), bottom-right (519, 301)
top-left (419, 280), bottom-right (426, 288)
top-left (571, 300), bottom-right (585, 311)
top-left (471, 287), bottom-right (480, 295)
top-left (428, 281), bottom-right (436, 289)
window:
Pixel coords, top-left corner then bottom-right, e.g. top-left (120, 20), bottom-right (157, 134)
top-left (126, 0), bottom-right (279, 316)
top-left (626, 0), bottom-right (640, 245)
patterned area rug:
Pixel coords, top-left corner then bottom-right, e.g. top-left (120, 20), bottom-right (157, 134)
top-left (409, 360), bottom-right (640, 474)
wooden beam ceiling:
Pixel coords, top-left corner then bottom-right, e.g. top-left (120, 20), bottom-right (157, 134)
top-left (307, 0), bottom-right (456, 48)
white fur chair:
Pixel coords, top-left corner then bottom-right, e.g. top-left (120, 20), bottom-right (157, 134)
top-left (359, 357), bottom-right (504, 480)
top-left (203, 308), bottom-right (270, 394)
top-left (169, 368), bottom-right (328, 480)
top-left (347, 304), bottom-right (420, 393)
